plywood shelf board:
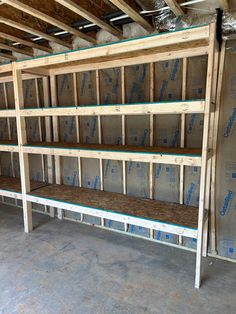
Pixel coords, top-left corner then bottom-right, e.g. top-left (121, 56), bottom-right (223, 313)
top-left (0, 176), bottom-right (48, 194)
top-left (29, 183), bottom-right (199, 230)
top-left (24, 142), bottom-right (202, 157)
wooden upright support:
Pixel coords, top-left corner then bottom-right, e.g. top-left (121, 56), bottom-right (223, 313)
top-left (12, 63), bottom-right (33, 232)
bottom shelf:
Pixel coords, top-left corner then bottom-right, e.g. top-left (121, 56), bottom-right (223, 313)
top-left (0, 176), bottom-right (47, 199)
top-left (0, 176), bottom-right (199, 238)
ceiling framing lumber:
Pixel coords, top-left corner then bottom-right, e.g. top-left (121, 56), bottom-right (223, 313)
top-left (2, 0), bottom-right (97, 44)
top-left (108, 0), bottom-right (154, 33)
top-left (164, 0), bottom-right (184, 16)
top-left (0, 16), bottom-right (72, 49)
top-left (0, 52), bottom-right (16, 60)
top-left (0, 31), bottom-right (52, 53)
top-left (0, 41), bottom-right (33, 56)
top-left (55, 0), bottom-right (124, 39)
top-left (219, 0), bottom-right (229, 10)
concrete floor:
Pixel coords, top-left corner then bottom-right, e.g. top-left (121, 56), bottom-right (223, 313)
top-left (0, 204), bottom-right (236, 314)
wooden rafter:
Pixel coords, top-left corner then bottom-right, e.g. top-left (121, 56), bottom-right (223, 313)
top-left (108, 0), bottom-right (154, 33)
top-left (0, 31), bottom-right (52, 53)
top-left (164, 0), bottom-right (184, 16)
top-left (0, 41), bottom-right (33, 56)
top-left (2, 0), bottom-right (97, 44)
top-left (0, 51), bottom-right (16, 60)
top-left (220, 0), bottom-right (229, 10)
top-left (55, 0), bottom-right (123, 39)
top-left (0, 17), bottom-right (72, 49)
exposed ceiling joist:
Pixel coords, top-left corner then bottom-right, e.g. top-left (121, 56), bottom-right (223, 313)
top-left (0, 31), bottom-right (52, 53)
top-left (0, 41), bottom-right (33, 56)
top-left (0, 17), bottom-right (72, 49)
top-left (108, 0), bottom-right (154, 33)
top-left (0, 52), bottom-right (16, 60)
top-left (55, 0), bottom-right (124, 39)
top-left (219, 0), bottom-right (229, 10)
top-left (2, 0), bottom-right (97, 44)
top-left (164, 0), bottom-right (184, 16)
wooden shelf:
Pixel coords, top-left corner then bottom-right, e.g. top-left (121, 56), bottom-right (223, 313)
top-left (23, 142), bottom-right (202, 166)
top-left (20, 100), bottom-right (205, 117)
top-left (27, 183), bottom-right (198, 238)
top-left (0, 176), bottom-right (47, 200)
top-left (15, 25), bottom-right (210, 72)
top-left (0, 140), bottom-right (18, 152)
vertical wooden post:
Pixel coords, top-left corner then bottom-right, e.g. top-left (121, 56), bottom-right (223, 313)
top-left (73, 73), bottom-right (82, 188)
top-left (179, 57), bottom-right (187, 246)
top-left (13, 63), bottom-right (32, 232)
top-left (43, 76), bottom-right (54, 217)
top-left (3, 82), bottom-right (17, 205)
top-left (210, 42), bottom-right (225, 255)
top-left (149, 62), bottom-right (154, 201)
top-left (121, 66), bottom-right (126, 195)
top-left (121, 66), bottom-right (128, 232)
top-left (195, 23), bottom-right (216, 289)
top-left (96, 69), bottom-right (104, 226)
top-left (50, 75), bottom-right (63, 219)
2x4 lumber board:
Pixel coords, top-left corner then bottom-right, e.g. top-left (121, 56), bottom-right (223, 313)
top-left (0, 31), bottom-right (52, 53)
top-left (0, 140), bottom-right (18, 152)
top-left (164, 0), bottom-right (184, 16)
top-left (55, 0), bottom-right (123, 40)
top-left (210, 42), bottom-right (225, 254)
top-left (0, 63), bottom-right (11, 74)
top-left (109, 0), bottom-right (154, 33)
top-left (50, 45), bottom-right (209, 76)
top-left (20, 100), bottom-right (206, 117)
top-left (0, 73), bottom-right (47, 83)
top-left (3, 0), bottom-right (96, 45)
top-left (22, 68), bottom-right (50, 77)
top-left (23, 143), bottom-right (202, 167)
top-left (0, 42), bottom-right (33, 57)
top-left (13, 64), bottom-right (33, 233)
top-left (195, 22), bottom-right (216, 289)
top-left (27, 184), bottom-right (198, 238)
top-left (15, 25), bottom-right (210, 70)
top-left (0, 109), bottom-right (16, 117)
top-left (0, 17), bottom-right (72, 49)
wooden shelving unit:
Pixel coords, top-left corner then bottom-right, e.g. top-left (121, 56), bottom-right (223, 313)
top-left (0, 23), bottom-right (219, 288)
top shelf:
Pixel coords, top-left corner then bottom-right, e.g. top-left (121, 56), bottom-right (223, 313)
top-left (0, 24), bottom-right (211, 79)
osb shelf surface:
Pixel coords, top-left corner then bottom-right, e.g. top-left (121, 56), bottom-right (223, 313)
top-left (0, 176), bottom-right (47, 193)
top-left (26, 142), bottom-right (202, 156)
top-left (0, 140), bottom-right (18, 146)
top-left (30, 184), bottom-right (199, 229)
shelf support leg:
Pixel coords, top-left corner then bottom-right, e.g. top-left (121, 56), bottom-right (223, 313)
top-left (13, 63), bottom-right (33, 233)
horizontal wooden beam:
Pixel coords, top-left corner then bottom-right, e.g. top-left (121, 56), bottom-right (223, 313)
top-left (20, 100), bottom-right (205, 117)
top-left (0, 42), bottom-right (33, 56)
top-left (50, 45), bottom-right (208, 76)
top-left (15, 25), bottom-right (210, 70)
top-left (3, 0), bottom-right (96, 44)
top-left (0, 16), bottom-right (72, 49)
top-left (22, 67), bottom-right (50, 77)
top-left (164, 0), bottom-right (184, 16)
top-left (0, 143), bottom-right (18, 152)
top-left (0, 31), bottom-right (52, 53)
top-left (23, 144), bottom-right (202, 167)
top-left (55, 0), bottom-right (124, 39)
top-left (0, 109), bottom-right (16, 117)
top-left (109, 0), bottom-right (154, 33)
